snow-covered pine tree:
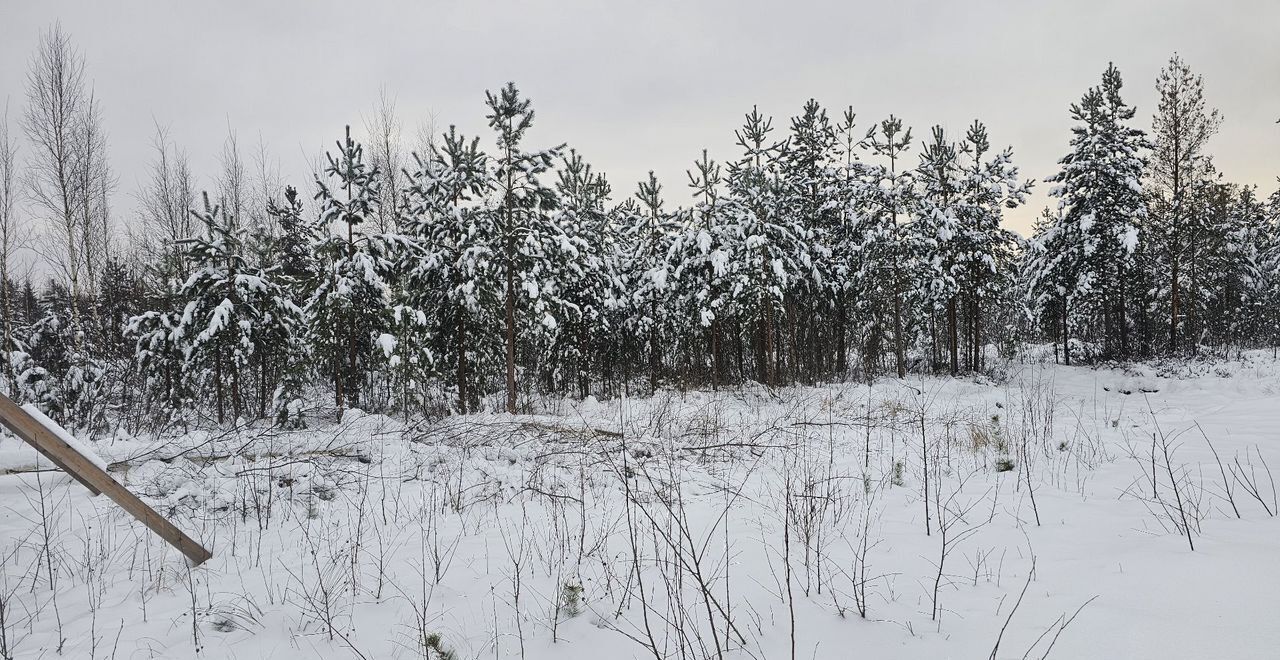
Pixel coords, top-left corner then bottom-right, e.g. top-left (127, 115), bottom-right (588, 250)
top-left (309, 126), bottom-right (397, 419)
top-left (402, 125), bottom-right (495, 414)
top-left (1195, 182), bottom-right (1266, 352)
top-left (171, 192), bottom-right (254, 424)
top-left (483, 83), bottom-right (565, 413)
top-left (124, 303), bottom-right (186, 422)
top-left (781, 99), bottom-right (838, 383)
top-left (241, 261), bottom-right (307, 425)
top-left (912, 126), bottom-right (965, 372)
top-left (12, 283), bottom-right (107, 432)
top-left (626, 171), bottom-right (676, 391)
top-left (267, 185), bottom-right (317, 296)
top-left (1028, 63), bottom-right (1147, 363)
top-left (551, 148), bottom-right (616, 397)
top-left (955, 121), bottom-right (1032, 371)
top-left (258, 183), bottom-right (328, 424)
top-left (722, 106), bottom-right (819, 387)
top-left (829, 106), bottom-right (872, 378)
top-left (862, 115), bottom-right (916, 377)
top-left (1260, 184), bottom-right (1280, 354)
top-left (175, 191), bottom-right (304, 424)
top-left (668, 148), bottom-right (732, 387)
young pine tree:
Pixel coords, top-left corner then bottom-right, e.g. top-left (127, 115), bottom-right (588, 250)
top-left (1029, 63), bottom-right (1147, 363)
top-left (309, 126), bottom-right (396, 419)
top-left (863, 115), bottom-right (916, 377)
top-left (173, 193), bottom-right (254, 424)
top-left (1149, 54), bottom-right (1221, 355)
top-left (402, 126), bottom-right (496, 413)
top-left (483, 83), bottom-right (565, 412)
top-left (551, 149), bottom-right (617, 397)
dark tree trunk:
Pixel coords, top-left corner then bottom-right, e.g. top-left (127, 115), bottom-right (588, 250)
top-left (947, 297), bottom-right (958, 375)
top-left (892, 266), bottom-right (906, 378)
top-left (1062, 296), bottom-right (1071, 366)
top-left (457, 313), bottom-right (468, 415)
top-left (505, 257), bottom-right (517, 413)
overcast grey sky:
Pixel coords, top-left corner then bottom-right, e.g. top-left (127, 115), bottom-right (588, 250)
top-left (3, 0), bottom-right (1278, 239)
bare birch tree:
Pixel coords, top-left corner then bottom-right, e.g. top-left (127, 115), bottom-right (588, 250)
top-left (0, 103), bottom-right (24, 393)
top-left (218, 126), bottom-right (247, 228)
top-left (364, 88), bottom-right (403, 232)
top-left (22, 23), bottom-right (90, 335)
top-left (134, 122), bottom-right (196, 288)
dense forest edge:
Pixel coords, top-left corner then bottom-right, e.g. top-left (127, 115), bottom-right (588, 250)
top-left (1, 25), bottom-right (1278, 437)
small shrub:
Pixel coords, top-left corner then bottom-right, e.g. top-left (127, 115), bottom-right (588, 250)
top-left (559, 579), bottom-right (584, 618)
top-left (995, 458), bottom-right (1015, 473)
top-left (425, 632), bottom-right (456, 660)
top-left (313, 484), bottom-right (336, 501)
top-left (970, 414), bottom-right (1007, 454)
top-left (891, 460), bottom-right (905, 486)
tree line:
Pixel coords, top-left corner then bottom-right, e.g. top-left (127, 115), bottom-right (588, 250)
top-left (1, 25), bottom-right (1277, 431)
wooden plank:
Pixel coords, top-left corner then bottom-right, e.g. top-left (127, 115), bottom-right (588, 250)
top-left (0, 394), bottom-right (102, 494)
top-left (0, 394), bottom-right (212, 566)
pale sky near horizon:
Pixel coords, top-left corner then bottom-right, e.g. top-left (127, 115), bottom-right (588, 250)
top-left (2, 0), bottom-right (1277, 260)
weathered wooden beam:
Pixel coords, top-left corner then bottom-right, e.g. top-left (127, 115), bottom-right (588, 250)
top-left (0, 393), bottom-right (212, 566)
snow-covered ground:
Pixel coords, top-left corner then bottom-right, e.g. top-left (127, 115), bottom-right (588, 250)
top-left (2, 355), bottom-right (1279, 659)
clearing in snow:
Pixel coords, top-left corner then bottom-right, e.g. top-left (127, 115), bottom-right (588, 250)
top-left (1, 356), bottom-right (1278, 659)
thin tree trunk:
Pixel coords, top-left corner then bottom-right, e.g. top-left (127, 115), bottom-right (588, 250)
top-left (947, 297), bottom-right (958, 375)
top-left (457, 312), bottom-right (468, 415)
top-left (1062, 296), bottom-right (1071, 366)
top-left (892, 265), bottom-right (906, 378)
top-left (258, 349), bottom-right (267, 420)
top-left (505, 262), bottom-right (517, 413)
top-left (710, 317), bottom-right (721, 390)
top-left (836, 295), bottom-right (848, 380)
top-left (215, 351), bottom-right (225, 425)
top-left (649, 303), bottom-right (660, 393)
top-left (1, 275), bottom-right (11, 396)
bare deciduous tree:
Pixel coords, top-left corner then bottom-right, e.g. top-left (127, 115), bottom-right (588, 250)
top-left (249, 135), bottom-right (282, 240)
top-left (0, 103), bottom-right (23, 393)
top-left (23, 23), bottom-right (90, 333)
top-left (218, 126), bottom-right (247, 226)
top-left (75, 90), bottom-right (115, 329)
top-left (22, 23), bottom-right (114, 342)
top-left (364, 88), bottom-right (403, 233)
top-left (133, 122), bottom-right (196, 287)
